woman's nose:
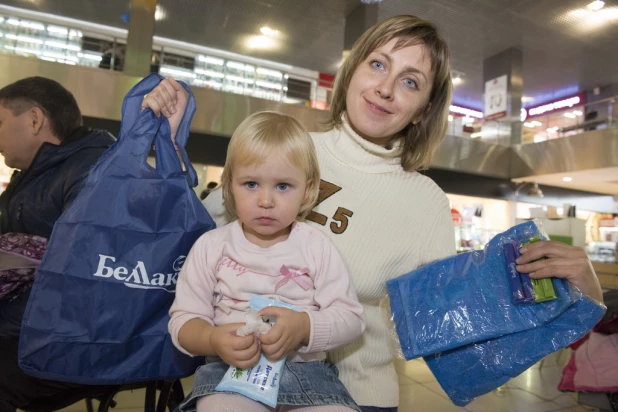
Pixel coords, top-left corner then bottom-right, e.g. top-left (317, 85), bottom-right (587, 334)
top-left (375, 78), bottom-right (394, 100)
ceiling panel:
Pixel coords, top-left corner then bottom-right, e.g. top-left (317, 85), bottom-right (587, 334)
top-left (513, 167), bottom-right (618, 195)
top-left (2, 0), bottom-right (618, 110)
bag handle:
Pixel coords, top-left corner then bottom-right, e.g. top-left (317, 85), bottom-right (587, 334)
top-left (119, 73), bottom-right (198, 187)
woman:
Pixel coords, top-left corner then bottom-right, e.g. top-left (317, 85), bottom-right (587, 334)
top-left (146, 15), bottom-right (603, 412)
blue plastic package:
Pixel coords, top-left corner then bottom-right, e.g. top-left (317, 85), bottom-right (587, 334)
top-left (387, 220), bottom-right (581, 359)
top-left (424, 294), bottom-right (605, 406)
top-left (215, 295), bottom-right (301, 407)
top-left (386, 219), bottom-right (606, 406)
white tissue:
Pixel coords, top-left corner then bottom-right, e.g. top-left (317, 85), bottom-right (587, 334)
top-left (236, 312), bottom-right (272, 337)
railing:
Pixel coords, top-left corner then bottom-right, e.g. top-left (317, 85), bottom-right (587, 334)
top-left (520, 95), bottom-right (617, 144)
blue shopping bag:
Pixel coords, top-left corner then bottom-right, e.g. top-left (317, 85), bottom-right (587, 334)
top-left (18, 74), bottom-right (215, 385)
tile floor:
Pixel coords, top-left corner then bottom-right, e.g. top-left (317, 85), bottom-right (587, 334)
top-left (53, 350), bottom-right (602, 412)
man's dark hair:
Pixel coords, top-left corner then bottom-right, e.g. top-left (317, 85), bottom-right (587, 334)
top-left (0, 76), bottom-right (83, 141)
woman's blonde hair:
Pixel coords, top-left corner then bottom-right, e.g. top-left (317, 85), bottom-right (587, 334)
top-left (221, 111), bottom-right (320, 220)
top-left (328, 15), bottom-right (453, 171)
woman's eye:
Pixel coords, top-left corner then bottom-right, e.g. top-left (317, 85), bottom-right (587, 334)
top-left (404, 78), bottom-right (417, 89)
top-left (371, 60), bottom-right (384, 70)
top-left (245, 181), bottom-right (258, 189)
top-left (276, 183), bottom-right (290, 191)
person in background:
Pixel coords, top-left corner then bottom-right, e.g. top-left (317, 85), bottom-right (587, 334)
top-left (0, 76), bottom-right (116, 411)
top-left (145, 15), bottom-right (603, 411)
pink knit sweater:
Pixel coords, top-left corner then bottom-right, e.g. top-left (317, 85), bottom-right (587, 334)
top-left (168, 220), bottom-right (366, 362)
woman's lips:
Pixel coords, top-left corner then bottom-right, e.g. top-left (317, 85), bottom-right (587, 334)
top-left (364, 98), bottom-right (392, 115)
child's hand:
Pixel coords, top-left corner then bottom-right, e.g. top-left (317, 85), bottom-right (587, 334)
top-left (516, 241), bottom-right (603, 303)
top-left (258, 307), bottom-right (310, 362)
top-left (140, 76), bottom-right (188, 144)
top-left (210, 323), bottom-right (261, 369)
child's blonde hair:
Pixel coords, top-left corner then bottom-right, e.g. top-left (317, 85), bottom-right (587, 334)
top-left (221, 111), bottom-right (320, 221)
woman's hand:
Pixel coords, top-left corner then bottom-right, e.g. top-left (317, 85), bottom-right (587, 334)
top-left (140, 76), bottom-right (188, 144)
top-left (516, 241), bottom-right (603, 303)
top-left (258, 307), bottom-right (310, 362)
top-left (209, 323), bottom-right (262, 370)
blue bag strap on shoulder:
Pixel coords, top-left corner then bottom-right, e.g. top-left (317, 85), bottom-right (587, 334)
top-left (120, 73), bottom-right (198, 187)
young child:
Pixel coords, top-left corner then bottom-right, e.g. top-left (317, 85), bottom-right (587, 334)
top-left (168, 111), bottom-right (365, 412)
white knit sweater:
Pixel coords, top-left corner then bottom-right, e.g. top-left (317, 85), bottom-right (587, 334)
top-left (203, 118), bottom-right (456, 407)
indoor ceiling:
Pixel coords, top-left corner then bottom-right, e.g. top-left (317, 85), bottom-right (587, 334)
top-left (513, 167), bottom-right (618, 195)
top-left (2, 0), bottom-right (618, 110)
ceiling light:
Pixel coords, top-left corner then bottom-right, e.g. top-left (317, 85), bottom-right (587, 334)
top-left (160, 67), bottom-right (196, 78)
top-left (256, 68), bottom-right (283, 78)
top-left (225, 75), bottom-right (255, 84)
top-left (226, 61), bottom-right (254, 72)
top-left (6, 34), bottom-right (43, 44)
top-left (448, 115), bottom-right (453, 122)
top-left (47, 26), bottom-right (69, 35)
top-left (452, 76), bottom-right (462, 85)
top-left (155, 5), bottom-right (167, 21)
top-left (523, 122), bottom-right (536, 128)
top-left (255, 80), bottom-right (282, 90)
top-left (195, 69), bottom-right (225, 78)
top-left (521, 96), bottom-right (534, 103)
top-left (19, 21), bottom-right (44, 30)
top-left (260, 27), bottom-right (280, 37)
top-left (45, 40), bottom-right (80, 51)
top-left (6, 45), bottom-right (41, 55)
top-left (42, 52), bottom-right (78, 61)
top-left (198, 55), bottom-right (224, 65)
top-left (521, 108), bottom-right (528, 122)
top-left (563, 176), bottom-right (573, 182)
top-left (470, 132), bottom-right (483, 138)
top-left (573, 110), bottom-right (583, 116)
top-left (81, 53), bottom-right (102, 62)
top-left (196, 80), bottom-right (222, 89)
top-left (587, 0), bottom-right (605, 11)
top-left (246, 35), bottom-right (276, 50)
top-left (449, 105), bottom-right (483, 119)
top-left (564, 112), bottom-right (576, 118)
top-left (531, 121), bottom-right (543, 126)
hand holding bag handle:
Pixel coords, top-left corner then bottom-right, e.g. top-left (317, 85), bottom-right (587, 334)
top-left (119, 73), bottom-right (198, 187)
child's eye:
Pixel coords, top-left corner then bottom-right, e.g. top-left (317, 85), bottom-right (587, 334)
top-left (244, 181), bottom-right (258, 189)
top-left (276, 183), bottom-right (290, 191)
top-left (371, 60), bottom-right (384, 70)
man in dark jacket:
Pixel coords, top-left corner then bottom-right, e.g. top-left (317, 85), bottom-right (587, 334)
top-left (0, 77), bottom-right (115, 411)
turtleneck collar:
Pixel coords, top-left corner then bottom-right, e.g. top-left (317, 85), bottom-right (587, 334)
top-left (320, 114), bottom-right (404, 174)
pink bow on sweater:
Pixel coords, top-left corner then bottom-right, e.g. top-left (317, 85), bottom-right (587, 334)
top-left (275, 265), bottom-right (311, 292)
